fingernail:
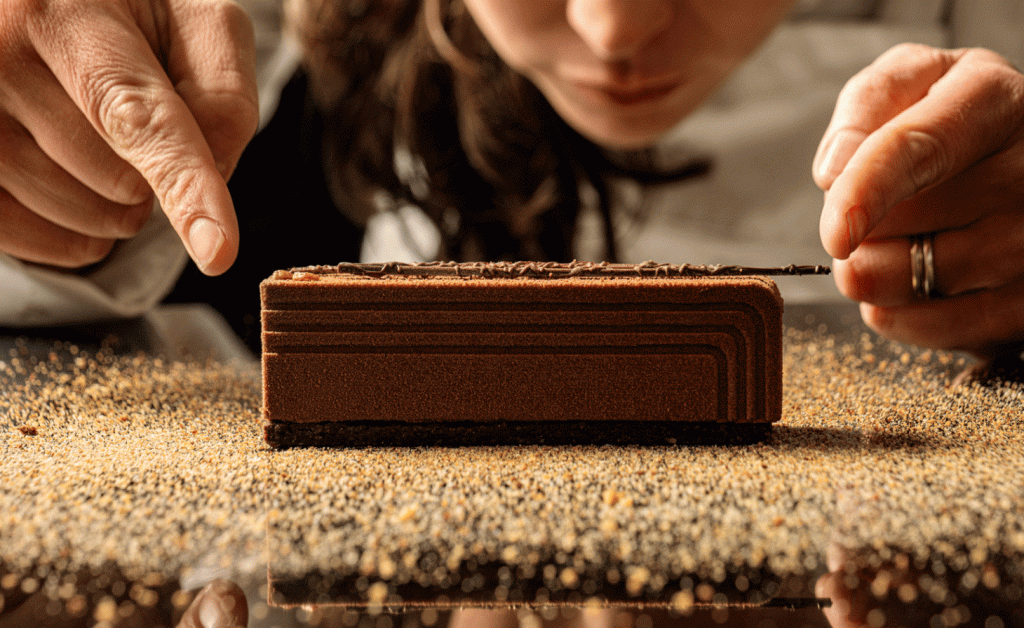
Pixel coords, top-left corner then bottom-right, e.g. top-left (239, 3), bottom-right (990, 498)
top-left (817, 129), bottom-right (866, 184)
top-left (197, 581), bottom-right (237, 628)
top-left (845, 205), bottom-right (869, 253)
top-left (814, 574), bottom-right (829, 598)
top-left (215, 161), bottom-right (231, 181)
top-left (187, 217), bottom-right (225, 273)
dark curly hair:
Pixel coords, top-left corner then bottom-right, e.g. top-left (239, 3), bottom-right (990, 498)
top-left (290, 0), bottom-right (709, 263)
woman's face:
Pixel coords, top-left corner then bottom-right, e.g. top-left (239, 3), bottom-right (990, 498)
top-left (462, 0), bottom-right (796, 149)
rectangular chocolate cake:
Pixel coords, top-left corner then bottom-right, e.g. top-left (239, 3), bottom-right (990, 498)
top-left (260, 261), bottom-right (819, 447)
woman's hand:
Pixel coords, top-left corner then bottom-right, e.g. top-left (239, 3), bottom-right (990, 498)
top-left (0, 0), bottom-right (258, 275)
top-left (815, 44), bottom-right (1024, 358)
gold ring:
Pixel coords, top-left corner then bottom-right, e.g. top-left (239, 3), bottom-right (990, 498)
top-left (910, 233), bottom-right (939, 299)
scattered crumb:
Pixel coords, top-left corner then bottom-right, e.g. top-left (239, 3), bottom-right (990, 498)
top-left (1, 325), bottom-right (1022, 623)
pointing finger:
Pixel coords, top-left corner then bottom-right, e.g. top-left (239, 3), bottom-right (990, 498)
top-left (29, 1), bottom-right (241, 274)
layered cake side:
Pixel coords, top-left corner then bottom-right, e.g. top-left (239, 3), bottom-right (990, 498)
top-left (260, 261), bottom-right (806, 447)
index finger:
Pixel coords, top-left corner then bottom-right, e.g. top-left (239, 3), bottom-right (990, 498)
top-left (29, 1), bottom-right (241, 275)
top-left (818, 46), bottom-right (1024, 260)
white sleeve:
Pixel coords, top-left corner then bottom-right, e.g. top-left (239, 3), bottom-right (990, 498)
top-left (0, 0), bottom-right (297, 328)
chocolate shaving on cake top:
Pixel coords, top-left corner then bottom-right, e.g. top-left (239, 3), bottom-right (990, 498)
top-left (286, 260), bottom-right (831, 279)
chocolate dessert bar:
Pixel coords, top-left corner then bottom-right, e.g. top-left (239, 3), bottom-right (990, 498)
top-left (261, 261), bottom-right (824, 447)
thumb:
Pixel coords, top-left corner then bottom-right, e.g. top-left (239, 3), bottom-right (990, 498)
top-left (176, 579), bottom-right (248, 628)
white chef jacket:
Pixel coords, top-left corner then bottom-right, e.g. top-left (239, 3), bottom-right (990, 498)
top-left (1, 0), bottom-right (1021, 326)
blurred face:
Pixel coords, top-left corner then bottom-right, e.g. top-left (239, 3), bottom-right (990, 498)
top-left (462, 0), bottom-right (796, 149)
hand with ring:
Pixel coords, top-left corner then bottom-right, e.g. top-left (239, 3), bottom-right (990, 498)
top-left (814, 44), bottom-right (1024, 359)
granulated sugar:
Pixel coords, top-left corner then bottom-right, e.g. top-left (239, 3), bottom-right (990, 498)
top-left (266, 329), bottom-right (1023, 614)
top-left (1, 323), bottom-right (1022, 626)
top-left (0, 341), bottom-right (267, 602)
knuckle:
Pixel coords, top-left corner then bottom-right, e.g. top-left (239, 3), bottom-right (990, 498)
top-left (93, 84), bottom-right (163, 153)
top-left (3, 0), bottom-right (45, 24)
top-left (961, 57), bottom-right (1020, 99)
top-left (843, 44), bottom-right (949, 109)
top-left (0, 0), bottom-right (26, 40)
top-left (946, 54), bottom-right (1024, 156)
top-left (896, 129), bottom-right (949, 194)
top-left (177, 84), bottom-right (258, 145)
top-left (190, 0), bottom-right (257, 68)
top-left (959, 46), bottom-right (1012, 70)
top-left (233, 92), bottom-right (259, 140)
top-left (3, 0), bottom-right (33, 11)
top-left (197, 0), bottom-right (257, 58)
top-left (211, 0), bottom-right (254, 33)
top-left (210, 91), bottom-right (259, 143)
top-left (969, 63), bottom-right (1024, 123)
top-left (841, 70), bottom-right (900, 113)
top-left (877, 43), bottom-right (953, 78)
top-left (880, 42), bottom-right (938, 64)
top-left (149, 163), bottom-right (203, 226)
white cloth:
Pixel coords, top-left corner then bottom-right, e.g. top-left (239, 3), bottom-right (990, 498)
top-left (0, 206), bottom-right (188, 326)
top-left (1, 0), bottom-right (1021, 324)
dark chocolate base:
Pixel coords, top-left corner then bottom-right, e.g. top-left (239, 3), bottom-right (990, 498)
top-left (264, 421), bottom-right (772, 448)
